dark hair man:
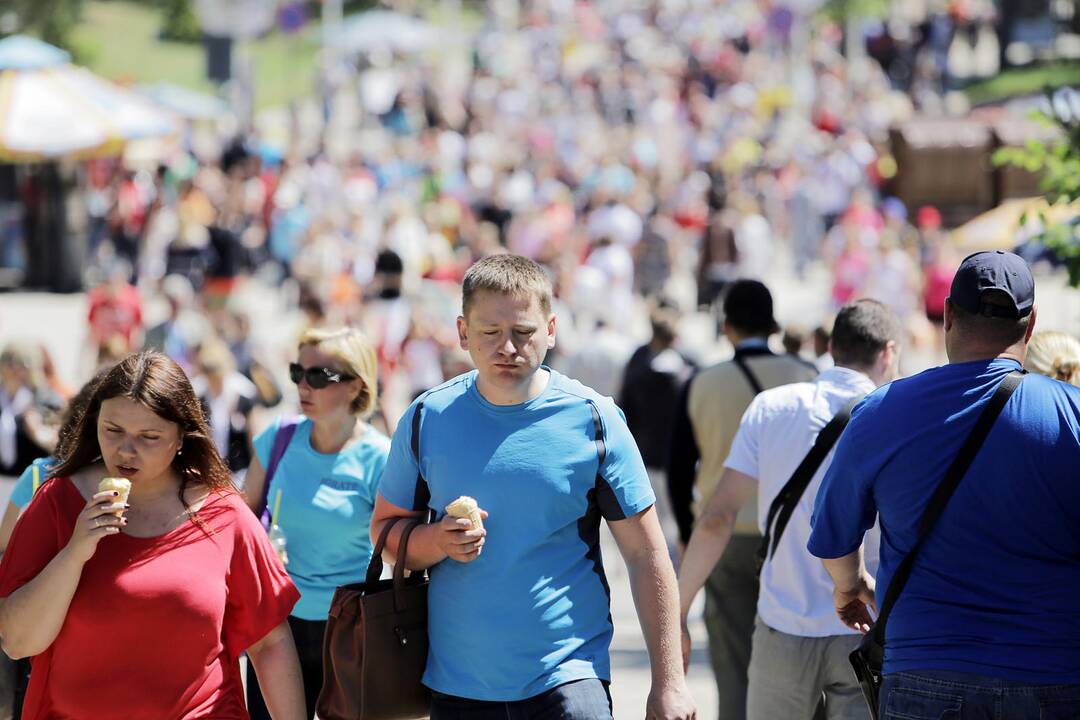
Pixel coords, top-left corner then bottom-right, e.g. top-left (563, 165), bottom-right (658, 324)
top-left (667, 279), bottom-right (817, 720)
top-left (810, 251), bottom-right (1080, 717)
top-left (678, 300), bottom-right (901, 720)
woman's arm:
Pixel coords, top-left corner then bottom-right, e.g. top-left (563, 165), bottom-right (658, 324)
top-left (244, 456), bottom-right (266, 514)
top-left (246, 621), bottom-right (305, 720)
top-left (0, 501), bottom-right (22, 557)
top-left (0, 492), bottom-right (125, 658)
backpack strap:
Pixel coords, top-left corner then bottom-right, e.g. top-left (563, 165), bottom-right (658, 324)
top-left (732, 346), bottom-right (774, 396)
top-left (410, 401), bottom-right (434, 521)
top-left (756, 395), bottom-right (862, 575)
top-left (258, 417), bottom-right (299, 528)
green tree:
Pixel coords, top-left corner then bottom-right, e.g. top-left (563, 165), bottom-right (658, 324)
top-left (9, 0), bottom-right (84, 55)
top-left (159, 0), bottom-right (201, 43)
top-left (994, 87), bottom-right (1080, 287)
top-left (821, 0), bottom-right (890, 22)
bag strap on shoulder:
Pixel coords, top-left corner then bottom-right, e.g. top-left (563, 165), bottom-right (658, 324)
top-left (258, 417), bottom-right (299, 525)
top-left (869, 370), bottom-right (1024, 644)
top-left (733, 346), bottom-right (773, 396)
top-left (757, 394), bottom-right (862, 574)
top-left (410, 401), bottom-right (433, 519)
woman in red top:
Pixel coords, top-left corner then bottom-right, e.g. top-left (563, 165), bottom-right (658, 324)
top-left (0, 351), bottom-right (305, 720)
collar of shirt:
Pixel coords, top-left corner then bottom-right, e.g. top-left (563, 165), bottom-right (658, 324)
top-left (816, 365), bottom-right (876, 395)
top-left (735, 337), bottom-right (770, 351)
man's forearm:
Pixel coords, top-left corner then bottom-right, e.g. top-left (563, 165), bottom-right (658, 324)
top-left (676, 507), bottom-right (736, 619)
top-left (626, 544), bottom-right (685, 688)
top-left (822, 550), bottom-right (862, 592)
top-left (375, 517), bottom-right (447, 571)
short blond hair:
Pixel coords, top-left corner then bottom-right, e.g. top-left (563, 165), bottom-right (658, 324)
top-left (298, 327), bottom-right (379, 417)
top-left (1025, 331), bottom-right (1080, 386)
top-left (462, 254), bottom-right (553, 318)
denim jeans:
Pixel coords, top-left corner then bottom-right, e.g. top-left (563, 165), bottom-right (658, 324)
top-left (880, 669), bottom-right (1080, 719)
top-left (430, 678), bottom-right (613, 720)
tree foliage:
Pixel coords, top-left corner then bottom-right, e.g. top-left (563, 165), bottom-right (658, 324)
top-left (821, 0), bottom-right (891, 22)
top-left (158, 0), bottom-right (201, 43)
top-left (994, 87), bottom-right (1080, 287)
top-left (8, 0), bottom-right (84, 55)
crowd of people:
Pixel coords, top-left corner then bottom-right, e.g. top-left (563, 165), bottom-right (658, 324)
top-left (0, 0), bottom-right (1078, 719)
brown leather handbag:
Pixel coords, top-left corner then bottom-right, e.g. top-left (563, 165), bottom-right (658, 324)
top-left (317, 516), bottom-right (431, 720)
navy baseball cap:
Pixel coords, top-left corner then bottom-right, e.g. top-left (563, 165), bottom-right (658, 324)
top-left (949, 250), bottom-right (1034, 319)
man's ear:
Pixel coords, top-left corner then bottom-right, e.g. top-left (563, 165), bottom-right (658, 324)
top-left (1024, 305), bottom-right (1038, 343)
top-left (943, 299), bottom-right (955, 333)
top-left (546, 313), bottom-right (557, 349)
top-left (456, 316), bottom-right (469, 352)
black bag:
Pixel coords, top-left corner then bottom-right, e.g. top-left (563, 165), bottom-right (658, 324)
top-left (756, 395), bottom-right (862, 576)
top-left (850, 370), bottom-right (1024, 719)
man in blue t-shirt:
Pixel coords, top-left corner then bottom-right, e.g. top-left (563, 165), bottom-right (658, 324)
top-left (372, 255), bottom-right (695, 719)
top-left (809, 250), bottom-right (1080, 717)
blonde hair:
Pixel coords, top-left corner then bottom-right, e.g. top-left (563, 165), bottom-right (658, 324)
top-left (461, 254), bottom-right (553, 318)
top-left (298, 327), bottom-right (379, 417)
top-left (1025, 331), bottom-right (1080, 386)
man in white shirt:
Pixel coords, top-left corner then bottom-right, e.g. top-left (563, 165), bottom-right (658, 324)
top-left (677, 299), bottom-right (902, 720)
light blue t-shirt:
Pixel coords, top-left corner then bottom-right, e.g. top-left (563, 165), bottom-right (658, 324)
top-left (12, 456), bottom-right (53, 510)
top-left (254, 417), bottom-right (390, 621)
top-left (379, 368), bottom-right (655, 701)
top-left (809, 359), bottom-right (1080, 682)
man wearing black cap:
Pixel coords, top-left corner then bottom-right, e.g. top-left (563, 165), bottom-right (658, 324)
top-left (810, 251), bottom-right (1080, 717)
top-left (668, 279), bottom-right (817, 720)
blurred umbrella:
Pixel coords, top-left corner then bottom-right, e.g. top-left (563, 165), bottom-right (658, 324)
top-left (138, 82), bottom-right (230, 121)
top-left (331, 10), bottom-right (437, 55)
top-left (950, 197), bottom-right (1080, 251)
top-left (0, 35), bottom-right (179, 161)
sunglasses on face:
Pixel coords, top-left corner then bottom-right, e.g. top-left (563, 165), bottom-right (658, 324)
top-left (289, 363), bottom-right (356, 389)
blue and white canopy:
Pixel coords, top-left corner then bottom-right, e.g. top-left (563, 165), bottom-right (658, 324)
top-left (0, 35), bottom-right (179, 161)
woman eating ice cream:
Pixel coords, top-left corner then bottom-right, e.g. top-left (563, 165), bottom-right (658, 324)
top-left (0, 351), bottom-right (305, 719)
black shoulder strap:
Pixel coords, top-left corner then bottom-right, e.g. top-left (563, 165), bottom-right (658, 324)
top-left (757, 394), bottom-right (862, 574)
top-left (869, 370), bottom-right (1025, 644)
top-left (733, 346), bottom-right (774, 396)
top-left (410, 400), bottom-right (431, 516)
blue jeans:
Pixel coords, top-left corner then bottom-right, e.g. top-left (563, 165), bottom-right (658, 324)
top-left (430, 678), bottom-right (613, 720)
top-left (880, 669), bottom-right (1080, 719)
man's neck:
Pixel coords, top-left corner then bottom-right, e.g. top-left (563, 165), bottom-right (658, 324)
top-left (947, 346), bottom-right (1026, 366)
top-left (477, 368), bottom-right (550, 406)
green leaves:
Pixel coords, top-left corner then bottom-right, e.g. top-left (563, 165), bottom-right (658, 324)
top-left (996, 87), bottom-right (1080, 287)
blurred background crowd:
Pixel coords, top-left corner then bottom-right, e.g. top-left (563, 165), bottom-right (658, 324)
top-left (1, 0), bottom-right (1079, 506)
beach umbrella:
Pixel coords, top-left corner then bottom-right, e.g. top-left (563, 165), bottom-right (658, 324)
top-left (0, 35), bottom-right (179, 161)
top-left (331, 10), bottom-right (437, 55)
top-left (138, 82), bottom-right (231, 121)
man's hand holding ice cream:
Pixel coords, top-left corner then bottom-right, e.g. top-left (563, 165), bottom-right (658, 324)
top-left (437, 496), bottom-right (488, 563)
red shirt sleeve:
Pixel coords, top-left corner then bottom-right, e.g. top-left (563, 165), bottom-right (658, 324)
top-left (222, 495), bottom-right (299, 658)
top-left (0, 478), bottom-right (74, 598)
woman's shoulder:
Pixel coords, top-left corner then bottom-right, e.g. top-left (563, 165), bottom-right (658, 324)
top-left (199, 488), bottom-right (263, 536)
top-left (254, 415), bottom-right (311, 447)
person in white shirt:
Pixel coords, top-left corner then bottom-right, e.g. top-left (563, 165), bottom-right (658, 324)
top-left (677, 299), bottom-right (902, 720)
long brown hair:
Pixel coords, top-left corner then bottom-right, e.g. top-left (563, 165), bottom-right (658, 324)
top-left (51, 352), bottom-right (234, 509)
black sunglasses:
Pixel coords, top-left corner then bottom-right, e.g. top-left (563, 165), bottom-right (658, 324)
top-left (289, 363), bottom-right (356, 389)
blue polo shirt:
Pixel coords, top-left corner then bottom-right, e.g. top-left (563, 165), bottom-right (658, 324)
top-left (378, 368), bottom-right (654, 701)
top-left (809, 358), bottom-right (1080, 682)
